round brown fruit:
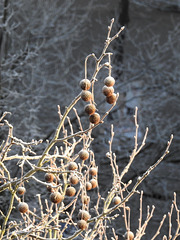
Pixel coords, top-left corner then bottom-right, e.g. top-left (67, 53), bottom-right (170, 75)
top-left (78, 210), bottom-right (91, 221)
top-left (70, 175), bottom-right (79, 185)
top-left (50, 192), bottom-right (63, 204)
top-left (79, 149), bottom-right (89, 161)
top-left (102, 86), bottom-right (114, 97)
top-left (81, 90), bottom-right (92, 102)
top-left (79, 79), bottom-right (91, 90)
top-left (44, 173), bottom-right (54, 183)
top-left (68, 162), bottom-right (78, 171)
top-left (82, 196), bottom-right (90, 205)
top-left (86, 182), bottom-right (92, 191)
top-left (17, 186), bottom-right (26, 195)
top-left (77, 219), bottom-right (87, 230)
top-left (124, 231), bottom-right (134, 240)
top-left (66, 186), bottom-right (76, 197)
top-left (47, 182), bottom-right (56, 193)
top-left (104, 76), bottom-right (115, 87)
top-left (113, 196), bottom-right (121, 205)
top-left (89, 167), bottom-right (97, 176)
top-left (55, 178), bottom-right (60, 185)
top-left (84, 104), bottom-right (96, 115)
top-left (89, 113), bottom-right (100, 124)
top-left (90, 179), bottom-right (97, 189)
top-left (0, 176), bottom-right (4, 186)
top-left (106, 93), bottom-right (116, 104)
top-left (47, 185), bottom-right (53, 193)
top-left (18, 202), bottom-right (29, 214)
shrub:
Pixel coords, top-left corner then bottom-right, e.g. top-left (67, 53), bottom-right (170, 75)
top-left (0, 19), bottom-right (179, 240)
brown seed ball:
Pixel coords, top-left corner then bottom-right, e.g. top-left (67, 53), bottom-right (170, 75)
top-left (69, 175), bottom-right (79, 185)
top-left (84, 104), bottom-right (96, 115)
top-left (102, 86), bottom-right (114, 97)
top-left (86, 182), bottom-right (92, 191)
top-left (81, 90), bottom-right (92, 102)
top-left (55, 178), bottom-right (60, 185)
top-left (104, 76), bottom-right (115, 87)
top-left (89, 113), bottom-right (100, 124)
top-left (47, 185), bottom-right (53, 193)
top-left (47, 182), bottom-right (56, 193)
top-left (106, 93), bottom-right (116, 104)
top-left (78, 210), bottom-right (91, 221)
top-left (82, 196), bottom-right (90, 205)
top-left (124, 231), bottom-right (134, 240)
top-left (68, 162), bottom-right (78, 171)
top-left (17, 186), bottom-right (26, 195)
top-left (79, 149), bottom-right (89, 161)
top-left (90, 179), bottom-right (97, 189)
top-left (77, 219), bottom-right (87, 230)
top-left (0, 176), bottom-right (4, 186)
top-left (44, 173), bottom-right (54, 183)
top-left (50, 192), bottom-right (63, 204)
top-left (89, 167), bottom-right (97, 176)
top-left (113, 196), bottom-right (121, 205)
top-left (79, 79), bottom-right (91, 90)
top-left (66, 186), bottom-right (76, 197)
top-left (18, 202), bottom-right (29, 214)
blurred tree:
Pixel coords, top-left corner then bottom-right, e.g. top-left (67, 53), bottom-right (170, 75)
top-left (131, 0), bottom-right (180, 11)
top-left (0, 0), bottom-right (110, 139)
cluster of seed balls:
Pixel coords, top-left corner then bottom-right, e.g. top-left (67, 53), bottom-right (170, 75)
top-left (15, 77), bottom-right (130, 234)
top-left (16, 150), bottom-right (97, 230)
top-left (80, 76), bottom-right (116, 125)
top-left (44, 149), bottom-right (97, 230)
top-left (15, 154), bottom-right (126, 232)
top-left (16, 186), bottom-right (29, 214)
